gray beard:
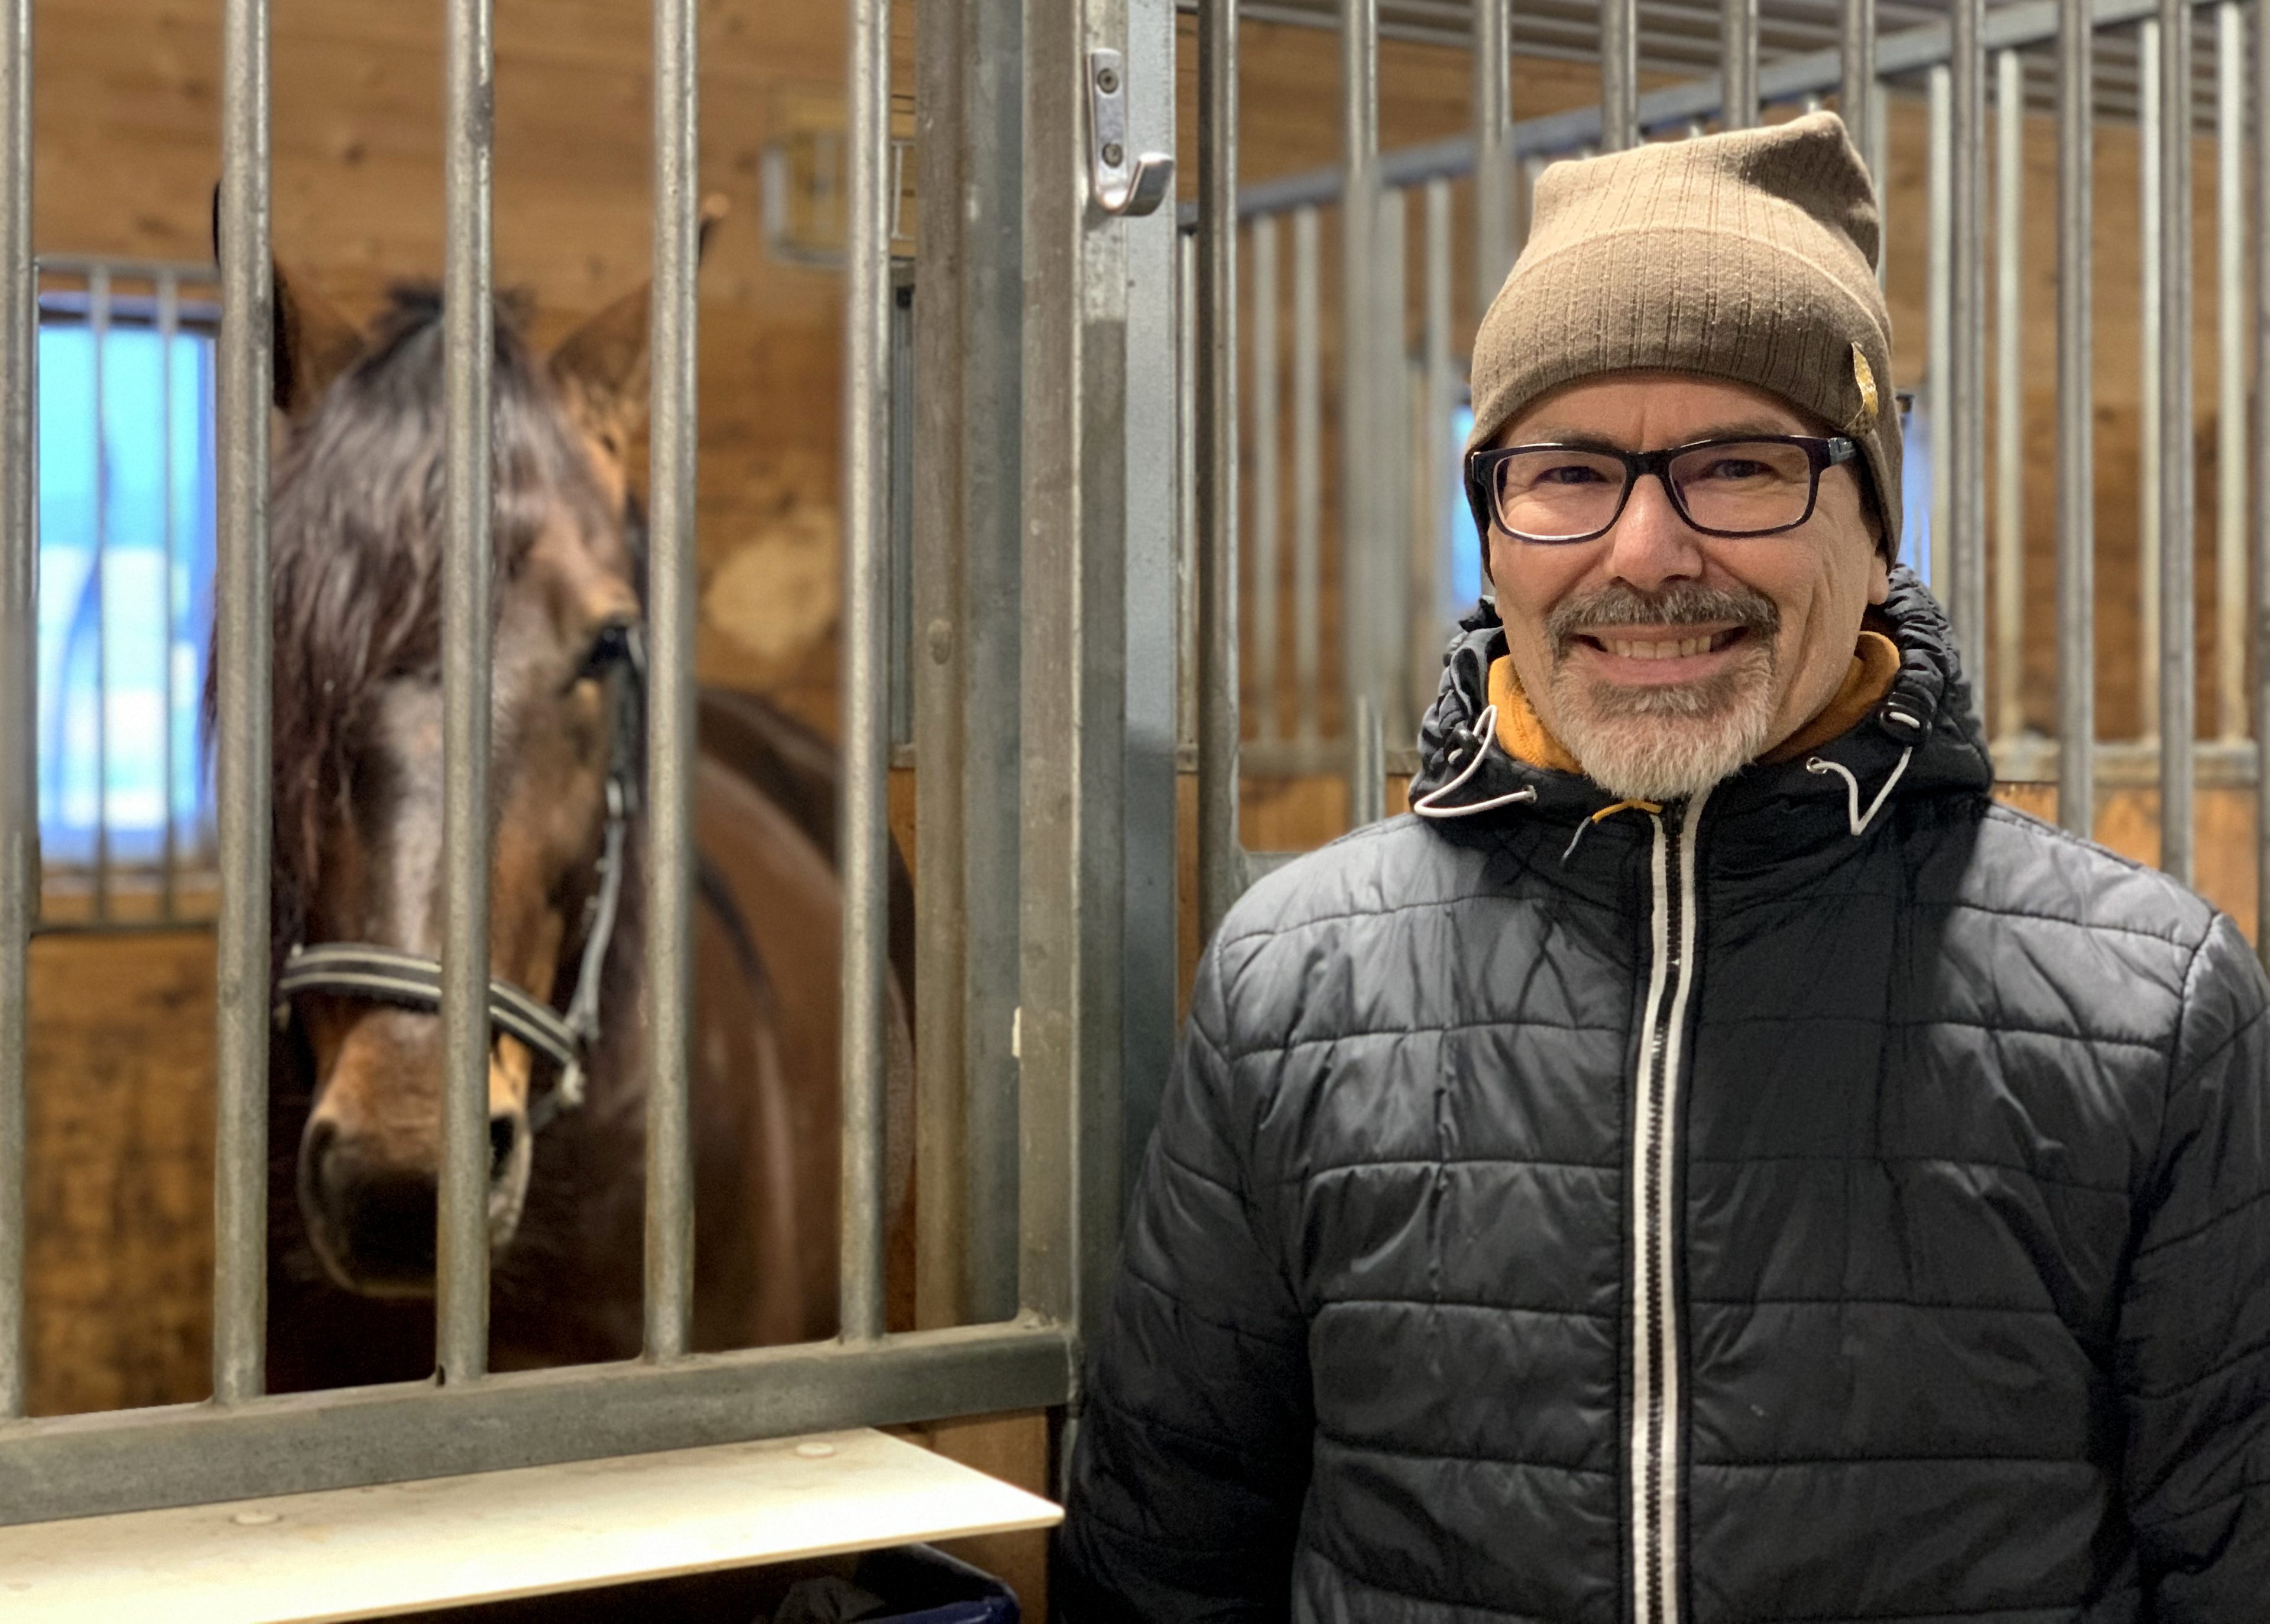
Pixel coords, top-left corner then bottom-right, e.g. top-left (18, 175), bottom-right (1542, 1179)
top-left (1542, 584), bottom-right (1782, 803)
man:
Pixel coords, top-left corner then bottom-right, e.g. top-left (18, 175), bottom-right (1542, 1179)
top-left (1058, 113), bottom-right (2270, 1622)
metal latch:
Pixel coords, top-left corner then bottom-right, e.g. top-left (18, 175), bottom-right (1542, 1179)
top-left (1087, 48), bottom-right (1174, 217)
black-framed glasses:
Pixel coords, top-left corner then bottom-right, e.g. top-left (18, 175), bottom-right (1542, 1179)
top-left (1464, 434), bottom-right (1862, 545)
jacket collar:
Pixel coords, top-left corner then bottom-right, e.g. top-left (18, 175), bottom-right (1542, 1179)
top-left (1408, 567), bottom-right (1994, 862)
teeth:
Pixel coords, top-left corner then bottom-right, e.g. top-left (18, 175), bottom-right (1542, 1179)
top-left (1604, 635), bottom-right (1721, 660)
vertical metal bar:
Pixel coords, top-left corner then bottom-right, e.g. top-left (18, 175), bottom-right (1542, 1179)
top-left (1341, 0), bottom-right (1378, 753)
top-left (1928, 64), bottom-right (1953, 597)
top-left (1120, 0), bottom-right (1179, 1234)
top-left (1950, 0), bottom-right (1989, 719)
top-left (2216, 2), bottom-right (2247, 740)
top-left (1723, 0), bottom-right (1759, 131)
top-left (157, 272), bottom-right (177, 920)
top-left (1371, 184), bottom-right (1407, 749)
top-left (1473, 0), bottom-right (1512, 312)
top-left (436, 0), bottom-right (494, 1386)
top-left (0, 0), bottom-right (30, 1422)
top-left (212, 0), bottom-right (273, 1406)
top-left (1198, 0), bottom-right (1241, 943)
top-left (646, 0), bottom-right (701, 1357)
top-left (2158, 0), bottom-right (2196, 884)
top-left (1840, 0), bottom-right (1876, 167)
top-left (1177, 232), bottom-right (1196, 759)
top-left (79, 274), bottom-right (116, 920)
top-left (2255, 0), bottom-right (2270, 962)
top-left (1292, 206), bottom-right (1322, 746)
top-left (1017, 0), bottom-right (1129, 1336)
top-left (2058, 0), bottom-right (2095, 837)
top-left (1420, 177), bottom-right (1452, 717)
top-left (89, 267), bottom-right (108, 920)
top-left (1993, 49), bottom-right (2025, 746)
top-left (1870, 77), bottom-right (1889, 282)
top-left (2140, 17), bottom-right (2162, 733)
top-left (960, 0), bottom-right (1024, 1324)
top-left (1251, 215), bottom-right (1279, 744)
top-left (910, 0), bottom-right (970, 1335)
top-left (1601, 0), bottom-right (1638, 151)
top-left (840, 0), bottom-right (890, 1345)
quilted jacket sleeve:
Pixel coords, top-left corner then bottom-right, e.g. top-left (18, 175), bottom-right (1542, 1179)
top-left (1056, 937), bottom-right (1315, 1623)
top-left (2121, 914), bottom-right (2270, 1616)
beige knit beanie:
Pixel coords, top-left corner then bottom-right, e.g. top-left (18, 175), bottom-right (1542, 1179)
top-left (1469, 111), bottom-right (1899, 558)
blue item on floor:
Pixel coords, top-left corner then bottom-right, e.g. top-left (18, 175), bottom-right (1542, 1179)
top-left (848, 1544), bottom-right (1020, 1624)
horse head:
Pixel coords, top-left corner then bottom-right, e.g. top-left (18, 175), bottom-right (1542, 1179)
top-left (260, 254), bottom-right (688, 1300)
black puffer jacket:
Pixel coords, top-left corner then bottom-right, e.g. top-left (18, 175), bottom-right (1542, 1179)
top-left (1059, 573), bottom-right (2270, 1623)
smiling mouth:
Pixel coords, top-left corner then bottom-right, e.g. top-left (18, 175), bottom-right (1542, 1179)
top-left (1575, 627), bottom-right (1747, 661)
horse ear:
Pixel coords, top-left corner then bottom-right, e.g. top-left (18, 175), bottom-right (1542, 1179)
top-left (209, 183), bottom-right (364, 415)
top-left (548, 194), bottom-right (727, 461)
top-left (271, 262), bottom-right (365, 416)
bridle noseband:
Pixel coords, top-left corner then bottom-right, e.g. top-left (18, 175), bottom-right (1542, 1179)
top-left (274, 642), bottom-right (643, 1136)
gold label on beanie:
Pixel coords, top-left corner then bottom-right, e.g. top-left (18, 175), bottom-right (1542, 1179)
top-left (1849, 344), bottom-right (1879, 430)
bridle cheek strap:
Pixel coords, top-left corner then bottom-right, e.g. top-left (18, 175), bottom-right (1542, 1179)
top-left (273, 656), bottom-right (640, 1137)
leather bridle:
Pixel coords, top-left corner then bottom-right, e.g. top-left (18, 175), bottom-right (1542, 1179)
top-left (273, 638), bottom-right (643, 1135)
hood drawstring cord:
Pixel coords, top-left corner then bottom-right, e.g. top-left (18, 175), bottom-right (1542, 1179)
top-left (1412, 703), bottom-right (1541, 821)
top-left (1561, 797), bottom-right (1664, 862)
top-left (1806, 745), bottom-right (1915, 837)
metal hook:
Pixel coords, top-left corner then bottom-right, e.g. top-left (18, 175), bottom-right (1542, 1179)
top-left (1087, 48), bottom-right (1175, 217)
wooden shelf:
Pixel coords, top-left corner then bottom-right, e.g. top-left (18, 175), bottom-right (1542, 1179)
top-left (0, 1427), bottom-right (1061, 1623)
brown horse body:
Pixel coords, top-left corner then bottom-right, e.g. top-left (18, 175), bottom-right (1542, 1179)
top-left (252, 270), bottom-right (908, 1394)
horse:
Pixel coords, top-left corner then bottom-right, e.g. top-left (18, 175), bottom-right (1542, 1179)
top-left (240, 256), bottom-right (913, 1391)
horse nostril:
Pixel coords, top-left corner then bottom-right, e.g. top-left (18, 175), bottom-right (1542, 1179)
top-left (488, 1114), bottom-right (519, 1183)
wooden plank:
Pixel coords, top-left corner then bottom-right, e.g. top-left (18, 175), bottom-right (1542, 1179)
top-left (0, 1427), bottom-right (1060, 1623)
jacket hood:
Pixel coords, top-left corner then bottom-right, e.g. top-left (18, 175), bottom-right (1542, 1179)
top-left (1408, 567), bottom-right (1994, 841)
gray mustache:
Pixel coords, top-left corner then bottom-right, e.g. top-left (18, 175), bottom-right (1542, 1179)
top-left (1546, 584), bottom-right (1780, 656)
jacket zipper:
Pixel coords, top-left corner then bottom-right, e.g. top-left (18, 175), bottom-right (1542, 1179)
top-left (1629, 788), bottom-right (1708, 1624)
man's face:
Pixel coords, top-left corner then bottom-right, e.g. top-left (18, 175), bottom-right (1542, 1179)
top-left (1487, 371), bottom-right (1890, 803)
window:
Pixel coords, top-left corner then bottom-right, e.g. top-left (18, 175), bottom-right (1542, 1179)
top-left (35, 268), bottom-right (219, 906)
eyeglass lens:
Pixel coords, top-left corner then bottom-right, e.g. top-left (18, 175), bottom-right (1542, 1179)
top-left (1490, 440), bottom-right (1820, 541)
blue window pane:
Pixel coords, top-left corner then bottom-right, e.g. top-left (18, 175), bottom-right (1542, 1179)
top-left (37, 316), bottom-right (217, 868)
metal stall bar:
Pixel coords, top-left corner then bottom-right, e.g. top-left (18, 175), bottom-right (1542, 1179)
top-left (1992, 49), bottom-right (2023, 747)
top-left (1199, 0), bottom-right (1243, 944)
top-left (1418, 177), bottom-right (1451, 724)
top-left (2140, 17), bottom-right (2161, 734)
top-left (436, 0), bottom-right (495, 1387)
top-left (647, 0), bottom-right (701, 1357)
top-left (1205, 2), bottom-right (2211, 226)
top-left (1178, 233), bottom-right (1196, 759)
top-left (2058, 0), bottom-right (2096, 837)
top-left (2256, 0), bottom-right (2270, 964)
top-left (157, 271), bottom-right (178, 918)
top-left (89, 265), bottom-right (109, 919)
top-left (1724, 0), bottom-right (1760, 130)
top-left (1018, 0), bottom-right (1130, 1333)
top-left (0, 0), bottom-right (28, 1422)
top-left (212, 0), bottom-right (273, 1407)
top-left (2215, 1), bottom-right (2246, 742)
top-left (841, 0), bottom-right (894, 1347)
top-left (1474, 0), bottom-right (1512, 309)
top-left (1841, 0), bottom-right (1876, 167)
top-left (2158, 0), bottom-right (2196, 883)
top-left (1293, 206), bottom-right (1322, 746)
top-left (1928, 65), bottom-right (1952, 598)
top-left (1252, 214), bottom-right (1280, 743)
top-left (1366, 181), bottom-right (1404, 787)
top-left (1950, 0), bottom-right (1988, 719)
top-left (1341, 0), bottom-right (1379, 766)
top-left (1603, 0), bottom-right (1638, 151)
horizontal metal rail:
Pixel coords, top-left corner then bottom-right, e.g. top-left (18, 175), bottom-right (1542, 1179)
top-left (0, 1322), bottom-right (1073, 1528)
top-left (1178, 0), bottom-right (2226, 226)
